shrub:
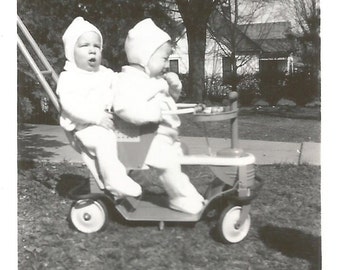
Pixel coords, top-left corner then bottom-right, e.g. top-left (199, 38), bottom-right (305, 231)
top-left (17, 71), bottom-right (59, 125)
top-left (204, 75), bottom-right (231, 104)
top-left (284, 70), bottom-right (318, 106)
top-left (260, 82), bottom-right (284, 105)
top-left (18, 97), bottom-right (34, 123)
top-left (258, 71), bottom-right (286, 105)
top-left (236, 74), bottom-right (261, 106)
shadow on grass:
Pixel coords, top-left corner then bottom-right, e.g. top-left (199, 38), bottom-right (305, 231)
top-left (209, 225), bottom-right (224, 244)
top-left (56, 174), bottom-right (90, 198)
top-left (259, 225), bottom-right (321, 270)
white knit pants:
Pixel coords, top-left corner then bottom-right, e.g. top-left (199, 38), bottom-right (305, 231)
top-left (75, 125), bottom-right (142, 197)
top-left (145, 134), bottom-right (205, 214)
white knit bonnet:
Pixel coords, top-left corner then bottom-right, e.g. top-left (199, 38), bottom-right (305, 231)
top-left (124, 18), bottom-right (171, 69)
top-left (62, 17), bottom-right (103, 63)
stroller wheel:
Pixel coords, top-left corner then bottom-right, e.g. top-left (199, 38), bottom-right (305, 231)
top-left (69, 199), bottom-right (108, 233)
top-left (218, 205), bottom-right (251, 243)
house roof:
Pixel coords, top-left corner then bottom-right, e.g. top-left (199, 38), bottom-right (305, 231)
top-left (208, 10), bottom-right (295, 58)
top-left (238, 22), bottom-right (291, 40)
top-left (258, 39), bottom-right (294, 58)
top-left (238, 22), bottom-right (294, 58)
top-left (208, 10), bottom-right (261, 54)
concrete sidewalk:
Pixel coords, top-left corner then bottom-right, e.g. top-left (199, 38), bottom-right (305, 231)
top-left (18, 124), bottom-right (320, 166)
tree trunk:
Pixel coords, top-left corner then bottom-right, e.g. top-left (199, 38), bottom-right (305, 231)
top-left (231, 0), bottom-right (238, 92)
top-left (186, 22), bottom-right (207, 102)
top-left (176, 0), bottom-right (217, 102)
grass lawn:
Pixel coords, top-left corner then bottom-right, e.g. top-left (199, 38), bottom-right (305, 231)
top-left (179, 106), bottom-right (320, 143)
top-left (18, 106), bottom-right (321, 270)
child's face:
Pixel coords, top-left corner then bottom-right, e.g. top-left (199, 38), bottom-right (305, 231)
top-left (74, 31), bottom-right (102, 72)
top-left (147, 42), bottom-right (172, 77)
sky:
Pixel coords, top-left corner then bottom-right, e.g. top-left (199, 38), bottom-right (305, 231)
top-left (239, 0), bottom-right (288, 23)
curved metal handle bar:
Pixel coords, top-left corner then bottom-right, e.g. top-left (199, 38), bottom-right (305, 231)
top-left (162, 108), bottom-right (196, 115)
top-left (176, 103), bottom-right (198, 108)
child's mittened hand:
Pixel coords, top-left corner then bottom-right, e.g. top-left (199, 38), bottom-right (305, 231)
top-left (163, 72), bottom-right (181, 89)
top-left (97, 111), bottom-right (115, 130)
top-left (163, 72), bottom-right (182, 101)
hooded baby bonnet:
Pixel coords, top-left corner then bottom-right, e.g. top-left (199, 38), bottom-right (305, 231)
top-left (124, 18), bottom-right (171, 69)
top-left (62, 17), bottom-right (103, 63)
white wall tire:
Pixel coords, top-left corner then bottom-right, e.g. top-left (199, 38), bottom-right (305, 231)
top-left (70, 199), bottom-right (108, 233)
top-left (218, 205), bottom-right (251, 243)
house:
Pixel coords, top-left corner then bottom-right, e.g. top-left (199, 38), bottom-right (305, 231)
top-left (169, 10), bottom-right (296, 83)
top-left (237, 21), bottom-right (295, 75)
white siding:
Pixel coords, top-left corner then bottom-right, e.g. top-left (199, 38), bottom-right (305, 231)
top-left (172, 32), bottom-right (269, 77)
top-left (237, 55), bottom-right (259, 74)
top-left (172, 32), bottom-right (231, 76)
top-left (171, 33), bottom-right (189, 74)
top-left (205, 37), bottom-right (226, 77)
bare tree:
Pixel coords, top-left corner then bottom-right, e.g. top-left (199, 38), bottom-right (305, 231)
top-left (175, 0), bottom-right (219, 102)
top-left (281, 0), bottom-right (320, 34)
top-left (160, 0), bottom-right (267, 99)
top-left (280, 0), bottom-right (320, 95)
top-left (208, 0), bottom-right (272, 91)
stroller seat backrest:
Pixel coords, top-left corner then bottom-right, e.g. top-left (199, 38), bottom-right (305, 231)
top-left (114, 117), bottom-right (157, 170)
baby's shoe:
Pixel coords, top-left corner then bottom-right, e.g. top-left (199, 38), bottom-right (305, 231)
top-left (169, 197), bottom-right (205, 214)
top-left (106, 178), bottom-right (142, 198)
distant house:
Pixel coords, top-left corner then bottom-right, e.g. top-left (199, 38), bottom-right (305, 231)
top-left (169, 10), bottom-right (296, 83)
top-left (238, 21), bottom-right (295, 74)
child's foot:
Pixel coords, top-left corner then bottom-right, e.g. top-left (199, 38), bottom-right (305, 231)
top-left (169, 197), bottom-right (205, 214)
top-left (105, 179), bottom-right (142, 198)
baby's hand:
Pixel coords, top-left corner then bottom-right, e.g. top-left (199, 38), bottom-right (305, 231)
top-left (163, 72), bottom-right (182, 90)
top-left (163, 72), bottom-right (182, 101)
top-left (97, 111), bottom-right (114, 130)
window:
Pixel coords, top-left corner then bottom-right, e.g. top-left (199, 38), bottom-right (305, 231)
top-left (222, 56), bottom-right (232, 84)
top-left (169, 59), bottom-right (179, 74)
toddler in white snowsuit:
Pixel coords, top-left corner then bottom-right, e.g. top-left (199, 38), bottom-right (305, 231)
top-left (56, 17), bottom-right (141, 198)
top-left (113, 18), bottom-right (205, 214)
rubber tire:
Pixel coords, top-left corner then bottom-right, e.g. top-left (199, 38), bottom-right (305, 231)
top-left (218, 205), bottom-right (251, 243)
top-left (69, 199), bottom-right (108, 233)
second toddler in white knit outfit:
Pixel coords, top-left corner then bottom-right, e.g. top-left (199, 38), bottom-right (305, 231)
top-left (113, 19), bottom-right (205, 214)
top-left (57, 17), bottom-right (142, 198)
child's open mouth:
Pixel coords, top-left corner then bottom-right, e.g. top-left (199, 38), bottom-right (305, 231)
top-left (88, 58), bottom-right (96, 64)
